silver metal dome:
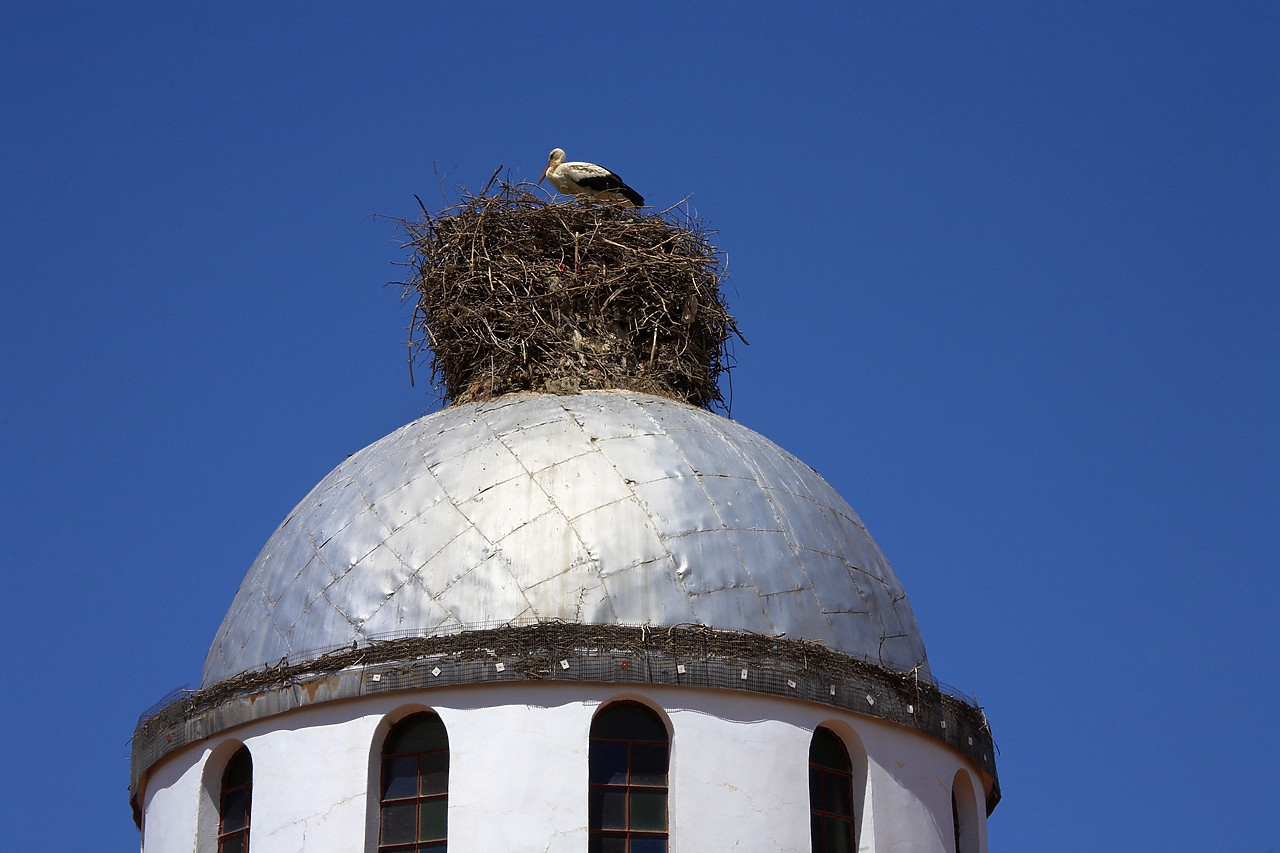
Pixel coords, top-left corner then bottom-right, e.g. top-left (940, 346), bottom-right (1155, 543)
top-left (202, 391), bottom-right (929, 686)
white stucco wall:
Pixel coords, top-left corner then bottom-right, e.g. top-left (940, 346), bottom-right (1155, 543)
top-left (141, 742), bottom-right (204, 853)
top-left (439, 689), bottom-right (596, 852)
top-left (247, 703), bottom-right (380, 852)
top-left (140, 683), bottom-right (988, 852)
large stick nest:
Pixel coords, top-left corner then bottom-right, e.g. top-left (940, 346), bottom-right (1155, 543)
top-left (394, 181), bottom-right (743, 410)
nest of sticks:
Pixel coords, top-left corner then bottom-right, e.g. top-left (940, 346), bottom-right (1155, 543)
top-left (394, 180), bottom-right (743, 409)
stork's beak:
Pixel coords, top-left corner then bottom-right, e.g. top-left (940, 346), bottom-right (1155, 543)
top-left (537, 164), bottom-right (548, 185)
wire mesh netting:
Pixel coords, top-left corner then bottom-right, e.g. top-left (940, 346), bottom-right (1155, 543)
top-left (133, 622), bottom-right (997, 814)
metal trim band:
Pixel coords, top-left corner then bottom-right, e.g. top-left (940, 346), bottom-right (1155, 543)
top-left (131, 624), bottom-right (998, 825)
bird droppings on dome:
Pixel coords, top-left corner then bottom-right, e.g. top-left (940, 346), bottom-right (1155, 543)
top-left (392, 180), bottom-right (744, 410)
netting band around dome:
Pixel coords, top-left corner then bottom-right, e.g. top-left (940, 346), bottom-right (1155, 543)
top-left (133, 622), bottom-right (999, 826)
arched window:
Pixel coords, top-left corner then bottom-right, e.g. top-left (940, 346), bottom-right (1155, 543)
top-left (379, 711), bottom-right (449, 852)
top-left (809, 727), bottom-right (854, 853)
top-left (951, 769), bottom-right (979, 853)
top-left (952, 789), bottom-right (962, 853)
top-left (589, 701), bottom-right (669, 852)
top-left (217, 745), bottom-right (252, 853)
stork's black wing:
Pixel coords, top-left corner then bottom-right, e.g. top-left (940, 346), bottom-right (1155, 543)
top-left (577, 172), bottom-right (644, 207)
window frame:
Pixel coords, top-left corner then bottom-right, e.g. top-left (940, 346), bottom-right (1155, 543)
top-left (216, 745), bottom-right (252, 853)
top-left (809, 726), bottom-right (855, 853)
top-left (589, 700), bottom-right (670, 853)
top-left (951, 768), bottom-right (980, 853)
top-left (377, 711), bottom-right (450, 853)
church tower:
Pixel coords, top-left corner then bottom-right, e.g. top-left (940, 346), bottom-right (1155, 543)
top-left (130, 187), bottom-right (999, 852)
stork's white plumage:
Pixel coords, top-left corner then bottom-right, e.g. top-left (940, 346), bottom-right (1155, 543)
top-left (538, 148), bottom-right (644, 207)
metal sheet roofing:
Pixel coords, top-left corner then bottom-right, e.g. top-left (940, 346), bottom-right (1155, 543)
top-left (202, 391), bottom-right (929, 686)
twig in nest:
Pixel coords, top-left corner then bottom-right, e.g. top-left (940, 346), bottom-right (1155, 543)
top-left (388, 180), bottom-right (742, 411)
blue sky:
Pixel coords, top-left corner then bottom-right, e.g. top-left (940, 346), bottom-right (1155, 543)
top-left (2, 3), bottom-right (1276, 850)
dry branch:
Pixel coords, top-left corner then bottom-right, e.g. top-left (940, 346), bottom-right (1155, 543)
top-left (391, 181), bottom-right (741, 410)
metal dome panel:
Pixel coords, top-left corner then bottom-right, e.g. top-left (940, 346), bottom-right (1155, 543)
top-left (202, 391), bottom-right (929, 686)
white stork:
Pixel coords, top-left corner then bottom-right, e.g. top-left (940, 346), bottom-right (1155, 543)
top-left (538, 148), bottom-right (644, 207)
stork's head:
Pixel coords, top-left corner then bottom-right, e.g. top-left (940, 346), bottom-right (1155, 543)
top-left (538, 148), bottom-right (566, 185)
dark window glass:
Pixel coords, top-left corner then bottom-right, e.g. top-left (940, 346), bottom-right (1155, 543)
top-left (628, 744), bottom-right (668, 786)
top-left (629, 837), bottom-right (667, 853)
top-left (953, 790), bottom-right (962, 853)
top-left (218, 746), bottom-right (252, 853)
top-left (809, 727), bottom-right (848, 770)
top-left (809, 727), bottom-right (855, 853)
top-left (379, 712), bottom-right (449, 851)
top-left (591, 787), bottom-right (628, 829)
top-left (420, 752), bottom-right (449, 794)
top-left (381, 802), bottom-right (416, 844)
top-left (383, 756), bottom-right (418, 800)
top-left (590, 742), bottom-right (629, 785)
top-left (418, 799), bottom-right (447, 840)
top-left (589, 836), bottom-right (629, 853)
top-left (822, 817), bottom-right (853, 853)
top-left (386, 715), bottom-right (446, 754)
top-left (224, 748), bottom-right (252, 787)
top-left (629, 789), bottom-right (666, 830)
top-left (591, 703), bottom-right (668, 742)
top-left (823, 778), bottom-right (853, 816)
top-left (221, 789), bottom-right (247, 832)
top-left (589, 701), bottom-right (669, 852)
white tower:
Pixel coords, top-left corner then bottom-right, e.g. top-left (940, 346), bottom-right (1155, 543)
top-left (130, 195), bottom-right (999, 853)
